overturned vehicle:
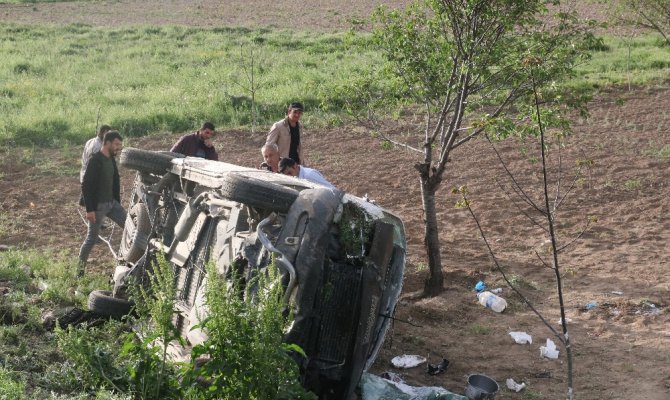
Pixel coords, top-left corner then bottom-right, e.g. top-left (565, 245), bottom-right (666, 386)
top-left (90, 148), bottom-right (406, 399)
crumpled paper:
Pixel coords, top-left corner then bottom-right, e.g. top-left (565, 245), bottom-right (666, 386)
top-left (540, 338), bottom-right (559, 359)
top-left (391, 355), bottom-right (427, 369)
top-left (506, 378), bottom-right (526, 392)
top-left (509, 331), bottom-right (532, 344)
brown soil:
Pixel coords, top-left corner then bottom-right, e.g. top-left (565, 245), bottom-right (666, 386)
top-left (1, 1), bottom-right (668, 399)
top-left (0, 0), bottom-right (411, 31)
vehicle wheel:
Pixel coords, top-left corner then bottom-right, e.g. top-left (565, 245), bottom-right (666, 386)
top-left (88, 290), bottom-right (134, 319)
top-left (218, 174), bottom-right (299, 213)
top-left (119, 148), bottom-right (178, 175)
top-left (119, 202), bottom-right (151, 263)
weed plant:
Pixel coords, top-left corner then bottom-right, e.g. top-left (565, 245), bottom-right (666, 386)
top-left (126, 253), bottom-right (182, 399)
top-left (182, 260), bottom-right (315, 400)
top-left (55, 320), bottom-right (135, 393)
top-left (54, 254), bottom-right (182, 399)
top-left (0, 365), bottom-right (26, 400)
top-left (0, 249), bottom-right (117, 398)
top-left (51, 253), bottom-right (312, 399)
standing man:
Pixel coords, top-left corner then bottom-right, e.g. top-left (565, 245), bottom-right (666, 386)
top-left (78, 131), bottom-right (126, 276)
top-left (278, 158), bottom-right (335, 189)
top-left (266, 102), bottom-right (305, 165)
top-left (260, 143), bottom-right (280, 172)
top-left (170, 122), bottom-right (218, 160)
top-left (80, 124), bottom-right (112, 183)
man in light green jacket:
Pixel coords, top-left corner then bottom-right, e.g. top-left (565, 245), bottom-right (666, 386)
top-left (266, 101), bottom-right (305, 165)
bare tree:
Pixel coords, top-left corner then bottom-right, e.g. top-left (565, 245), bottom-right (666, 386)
top-left (343, 0), bottom-right (596, 296)
top-left (615, 0), bottom-right (670, 45)
top-left (453, 67), bottom-right (595, 400)
top-left (226, 46), bottom-right (269, 134)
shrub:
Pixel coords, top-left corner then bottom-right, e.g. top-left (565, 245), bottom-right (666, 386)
top-left (182, 261), bottom-right (316, 400)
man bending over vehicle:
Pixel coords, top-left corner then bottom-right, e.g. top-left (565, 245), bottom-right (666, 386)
top-left (278, 157), bottom-right (335, 189)
top-left (170, 122), bottom-right (218, 160)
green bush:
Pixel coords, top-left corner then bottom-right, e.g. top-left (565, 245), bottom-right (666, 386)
top-left (55, 320), bottom-right (134, 392)
top-left (182, 261), bottom-right (315, 400)
top-left (53, 254), bottom-right (314, 399)
top-left (0, 365), bottom-right (26, 400)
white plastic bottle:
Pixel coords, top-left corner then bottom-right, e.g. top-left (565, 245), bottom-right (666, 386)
top-left (477, 290), bottom-right (507, 313)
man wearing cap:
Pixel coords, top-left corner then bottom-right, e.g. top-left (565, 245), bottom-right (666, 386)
top-left (266, 102), bottom-right (305, 165)
top-left (279, 158), bottom-right (335, 189)
top-left (170, 121), bottom-right (219, 160)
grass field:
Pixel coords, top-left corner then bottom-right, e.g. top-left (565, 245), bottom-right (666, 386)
top-left (2, 3), bottom-right (670, 397)
top-left (0, 23), bottom-right (379, 145)
top-left (1, 22), bottom-right (668, 146)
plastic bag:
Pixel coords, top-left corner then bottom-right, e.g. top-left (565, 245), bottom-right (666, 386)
top-left (509, 331), bottom-right (532, 344)
top-left (391, 355), bottom-right (427, 368)
top-left (359, 373), bottom-right (468, 400)
top-left (540, 338), bottom-right (559, 359)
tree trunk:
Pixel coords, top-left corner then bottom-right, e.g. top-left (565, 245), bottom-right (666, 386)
top-left (421, 180), bottom-right (444, 296)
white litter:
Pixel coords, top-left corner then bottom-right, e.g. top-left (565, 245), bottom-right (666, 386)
top-left (540, 338), bottom-right (559, 359)
top-left (391, 355), bottom-right (427, 369)
top-left (556, 317), bottom-right (573, 325)
top-left (37, 280), bottom-right (49, 292)
top-left (506, 378), bottom-right (526, 392)
top-left (509, 331), bottom-right (532, 345)
top-left (611, 291), bottom-right (624, 296)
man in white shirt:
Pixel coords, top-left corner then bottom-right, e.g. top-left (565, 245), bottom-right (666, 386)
top-left (278, 158), bottom-right (335, 189)
top-left (80, 124), bottom-right (112, 183)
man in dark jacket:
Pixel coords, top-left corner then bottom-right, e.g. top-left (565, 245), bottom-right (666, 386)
top-left (170, 122), bottom-right (218, 160)
top-left (78, 130), bottom-right (126, 276)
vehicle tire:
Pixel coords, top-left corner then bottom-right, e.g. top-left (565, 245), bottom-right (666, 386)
top-left (119, 148), bottom-right (177, 175)
top-left (88, 290), bottom-right (134, 319)
top-left (218, 174), bottom-right (299, 213)
top-left (119, 202), bottom-right (151, 263)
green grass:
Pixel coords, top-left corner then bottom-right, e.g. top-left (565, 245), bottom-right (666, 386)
top-left (0, 23), bottom-right (379, 146)
top-left (2, 22), bottom-right (668, 147)
top-left (0, 249), bottom-right (108, 305)
top-left (469, 324), bottom-right (491, 335)
top-left (0, 365), bottom-right (26, 400)
top-left (623, 178), bottom-right (642, 190)
top-left (0, 249), bottom-right (113, 399)
top-left (0, 249), bottom-right (311, 399)
top-left (644, 145), bottom-right (670, 158)
top-left (574, 33), bottom-right (670, 89)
